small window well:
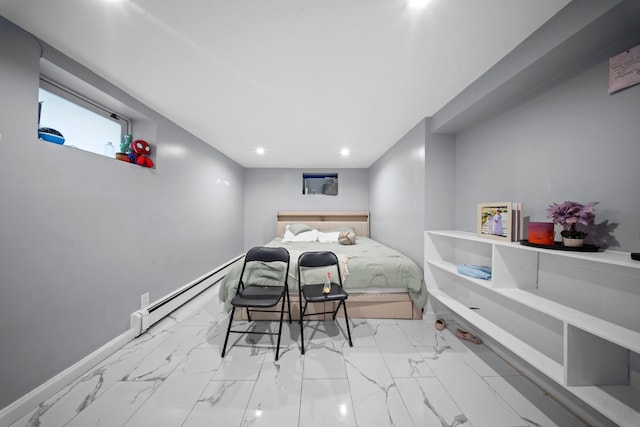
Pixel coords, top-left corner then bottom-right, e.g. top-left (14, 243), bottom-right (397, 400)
top-left (38, 78), bottom-right (130, 158)
top-left (302, 173), bottom-right (338, 195)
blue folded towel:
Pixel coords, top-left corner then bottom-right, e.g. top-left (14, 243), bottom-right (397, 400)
top-left (457, 264), bottom-right (492, 280)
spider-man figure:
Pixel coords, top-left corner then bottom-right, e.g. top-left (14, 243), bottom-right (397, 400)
top-left (130, 139), bottom-right (154, 168)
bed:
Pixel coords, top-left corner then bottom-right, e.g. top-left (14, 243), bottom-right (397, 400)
top-left (218, 211), bottom-right (426, 320)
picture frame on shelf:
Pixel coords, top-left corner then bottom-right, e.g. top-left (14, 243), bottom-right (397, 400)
top-left (477, 202), bottom-right (512, 241)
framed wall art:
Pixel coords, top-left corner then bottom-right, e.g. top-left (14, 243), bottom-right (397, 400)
top-left (477, 202), bottom-right (512, 241)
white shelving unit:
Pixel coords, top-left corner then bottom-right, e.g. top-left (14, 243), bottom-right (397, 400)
top-left (425, 230), bottom-right (640, 427)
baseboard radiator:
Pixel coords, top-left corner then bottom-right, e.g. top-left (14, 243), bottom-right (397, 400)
top-left (130, 255), bottom-right (243, 336)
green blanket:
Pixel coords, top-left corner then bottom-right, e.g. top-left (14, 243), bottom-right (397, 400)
top-left (218, 237), bottom-right (427, 311)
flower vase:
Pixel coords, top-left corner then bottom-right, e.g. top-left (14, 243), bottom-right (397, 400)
top-left (562, 237), bottom-right (584, 247)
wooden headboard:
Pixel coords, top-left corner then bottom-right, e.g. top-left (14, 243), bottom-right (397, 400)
top-left (276, 211), bottom-right (370, 237)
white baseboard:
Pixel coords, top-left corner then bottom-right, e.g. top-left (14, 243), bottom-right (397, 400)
top-left (130, 256), bottom-right (242, 337)
top-left (0, 328), bottom-right (137, 426)
top-left (0, 258), bottom-right (242, 426)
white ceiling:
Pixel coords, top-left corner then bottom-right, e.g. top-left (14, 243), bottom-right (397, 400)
top-left (1, 0), bottom-right (570, 168)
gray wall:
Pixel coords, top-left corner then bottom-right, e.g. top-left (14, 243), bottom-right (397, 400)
top-left (369, 120), bottom-right (425, 266)
top-left (429, 0), bottom-right (640, 252)
top-left (424, 126), bottom-right (456, 231)
top-left (0, 19), bottom-right (244, 408)
top-left (243, 168), bottom-right (369, 249)
top-left (454, 58), bottom-right (640, 251)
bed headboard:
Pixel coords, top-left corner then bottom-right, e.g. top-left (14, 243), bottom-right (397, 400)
top-left (276, 211), bottom-right (370, 237)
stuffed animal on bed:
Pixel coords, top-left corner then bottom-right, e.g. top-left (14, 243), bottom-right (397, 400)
top-left (338, 231), bottom-right (356, 245)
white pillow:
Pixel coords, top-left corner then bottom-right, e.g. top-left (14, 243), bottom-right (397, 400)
top-left (317, 231), bottom-right (340, 243)
top-left (282, 228), bottom-right (319, 242)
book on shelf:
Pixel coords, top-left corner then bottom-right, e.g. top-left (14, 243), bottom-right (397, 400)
top-left (511, 202), bottom-right (524, 242)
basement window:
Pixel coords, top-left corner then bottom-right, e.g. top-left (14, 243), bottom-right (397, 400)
top-left (38, 78), bottom-right (130, 158)
top-left (302, 173), bottom-right (338, 195)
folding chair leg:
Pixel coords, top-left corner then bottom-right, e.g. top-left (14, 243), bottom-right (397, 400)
top-left (275, 294), bottom-right (286, 361)
top-left (222, 307), bottom-right (236, 358)
top-left (286, 290), bottom-right (292, 323)
top-left (299, 302), bottom-right (306, 355)
top-left (342, 301), bottom-right (353, 347)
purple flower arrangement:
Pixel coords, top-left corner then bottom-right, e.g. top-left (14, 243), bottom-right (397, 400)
top-left (546, 201), bottom-right (598, 239)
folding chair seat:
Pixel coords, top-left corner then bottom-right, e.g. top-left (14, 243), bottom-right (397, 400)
top-left (221, 246), bottom-right (291, 361)
top-left (297, 251), bottom-right (353, 354)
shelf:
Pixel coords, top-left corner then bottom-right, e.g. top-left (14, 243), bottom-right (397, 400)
top-left (429, 258), bottom-right (640, 354)
top-left (425, 230), bottom-right (640, 426)
top-left (568, 384), bottom-right (640, 427)
top-left (428, 229), bottom-right (481, 239)
top-left (427, 259), bottom-right (493, 290)
top-left (512, 243), bottom-right (640, 270)
top-left (427, 230), bottom-right (640, 269)
top-left (496, 289), bottom-right (640, 355)
top-left (429, 289), bottom-right (564, 383)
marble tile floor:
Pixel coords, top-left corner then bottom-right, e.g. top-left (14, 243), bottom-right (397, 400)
top-left (11, 285), bottom-right (589, 427)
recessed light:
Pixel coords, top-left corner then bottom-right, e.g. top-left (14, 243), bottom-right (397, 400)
top-left (340, 148), bottom-right (350, 157)
top-left (256, 147), bottom-right (265, 155)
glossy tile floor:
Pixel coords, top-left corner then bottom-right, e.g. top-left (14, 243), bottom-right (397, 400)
top-left (12, 285), bottom-right (588, 427)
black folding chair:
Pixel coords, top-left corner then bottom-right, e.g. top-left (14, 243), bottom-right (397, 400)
top-left (297, 251), bottom-right (353, 354)
top-left (221, 246), bottom-right (291, 361)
